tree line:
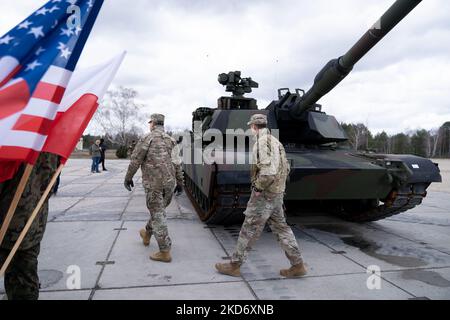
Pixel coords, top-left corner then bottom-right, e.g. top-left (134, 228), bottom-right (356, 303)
top-left (82, 87), bottom-right (449, 159)
top-left (341, 122), bottom-right (450, 158)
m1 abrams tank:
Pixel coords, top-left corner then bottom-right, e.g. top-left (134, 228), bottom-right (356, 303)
top-left (183, 0), bottom-right (442, 225)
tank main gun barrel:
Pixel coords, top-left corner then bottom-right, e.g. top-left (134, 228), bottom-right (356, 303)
top-left (290, 0), bottom-right (422, 119)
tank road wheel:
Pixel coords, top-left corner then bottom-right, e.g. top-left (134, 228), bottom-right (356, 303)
top-left (333, 183), bottom-right (427, 223)
top-left (184, 174), bottom-right (215, 222)
top-left (184, 176), bottom-right (247, 225)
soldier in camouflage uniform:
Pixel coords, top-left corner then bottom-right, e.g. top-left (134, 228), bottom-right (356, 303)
top-left (0, 153), bottom-right (58, 300)
top-left (124, 114), bottom-right (183, 263)
top-left (215, 114), bottom-right (307, 278)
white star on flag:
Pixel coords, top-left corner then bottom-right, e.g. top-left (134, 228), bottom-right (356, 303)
top-left (61, 28), bottom-right (74, 37)
top-left (0, 35), bottom-right (14, 45)
top-left (49, 5), bottom-right (60, 13)
top-left (28, 26), bottom-right (45, 39)
top-left (74, 26), bottom-right (82, 35)
top-left (57, 42), bottom-right (67, 50)
top-left (18, 20), bottom-right (33, 30)
top-left (60, 47), bottom-right (72, 59)
top-left (25, 60), bottom-right (42, 71)
top-left (35, 7), bottom-right (49, 16)
top-left (35, 47), bottom-right (46, 56)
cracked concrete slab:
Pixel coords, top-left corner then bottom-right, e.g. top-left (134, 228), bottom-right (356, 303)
top-left (93, 282), bottom-right (255, 300)
top-left (382, 267), bottom-right (450, 300)
top-left (55, 197), bottom-right (129, 221)
top-left (211, 225), bottom-right (364, 281)
top-left (297, 221), bottom-right (450, 272)
top-left (369, 220), bottom-right (450, 255)
top-left (39, 290), bottom-right (92, 300)
top-left (98, 221), bottom-right (241, 289)
top-left (249, 273), bottom-right (413, 300)
top-left (38, 221), bottom-right (121, 291)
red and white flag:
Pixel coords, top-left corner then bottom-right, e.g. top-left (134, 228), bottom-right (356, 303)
top-left (43, 52), bottom-right (126, 162)
top-left (0, 0), bottom-right (105, 182)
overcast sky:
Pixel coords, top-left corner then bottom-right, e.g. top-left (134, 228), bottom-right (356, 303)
top-left (1, 0), bottom-right (449, 134)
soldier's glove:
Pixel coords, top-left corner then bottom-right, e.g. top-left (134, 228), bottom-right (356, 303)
top-left (174, 184), bottom-right (183, 195)
top-left (124, 179), bottom-right (134, 191)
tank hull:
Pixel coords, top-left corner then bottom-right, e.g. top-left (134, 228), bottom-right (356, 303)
top-left (183, 148), bottom-right (441, 225)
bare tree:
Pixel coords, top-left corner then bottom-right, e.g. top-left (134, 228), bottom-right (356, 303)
top-left (93, 86), bottom-right (146, 146)
top-left (342, 123), bottom-right (370, 151)
top-left (428, 128), bottom-right (440, 158)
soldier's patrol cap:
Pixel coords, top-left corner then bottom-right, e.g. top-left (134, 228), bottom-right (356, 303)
top-left (149, 113), bottom-right (165, 125)
top-left (247, 114), bottom-right (267, 126)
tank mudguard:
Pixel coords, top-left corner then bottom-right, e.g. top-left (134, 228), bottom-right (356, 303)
top-left (383, 155), bottom-right (442, 184)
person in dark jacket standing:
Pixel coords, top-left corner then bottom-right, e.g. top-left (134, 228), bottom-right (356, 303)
top-left (89, 140), bottom-right (101, 173)
top-left (99, 138), bottom-right (108, 171)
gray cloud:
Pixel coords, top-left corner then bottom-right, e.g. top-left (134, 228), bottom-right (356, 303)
top-left (1, 0), bottom-right (449, 134)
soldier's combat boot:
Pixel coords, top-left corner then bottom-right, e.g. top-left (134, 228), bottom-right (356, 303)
top-left (215, 262), bottom-right (241, 277)
top-left (280, 263), bottom-right (307, 278)
top-left (150, 251), bottom-right (172, 263)
top-left (139, 229), bottom-right (151, 246)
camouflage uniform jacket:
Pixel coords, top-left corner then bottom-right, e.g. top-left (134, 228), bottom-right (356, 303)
top-left (125, 126), bottom-right (183, 189)
top-left (251, 128), bottom-right (290, 194)
top-left (0, 153), bottom-right (58, 250)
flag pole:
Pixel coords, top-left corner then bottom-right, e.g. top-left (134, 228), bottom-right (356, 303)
top-left (0, 164), bottom-right (34, 247)
top-left (0, 164), bottom-right (64, 277)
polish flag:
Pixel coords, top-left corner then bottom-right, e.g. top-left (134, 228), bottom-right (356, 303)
top-left (42, 52), bottom-right (126, 162)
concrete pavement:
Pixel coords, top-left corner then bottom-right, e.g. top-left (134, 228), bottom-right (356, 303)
top-left (1, 159), bottom-right (449, 300)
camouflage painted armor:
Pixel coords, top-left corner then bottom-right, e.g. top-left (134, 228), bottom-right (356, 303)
top-left (231, 126), bottom-right (303, 266)
top-left (0, 152), bottom-right (58, 300)
top-left (125, 125), bottom-right (183, 252)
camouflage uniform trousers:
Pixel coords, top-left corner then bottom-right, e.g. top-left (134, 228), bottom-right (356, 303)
top-left (231, 191), bottom-right (303, 266)
top-left (144, 183), bottom-right (175, 252)
top-left (0, 244), bottom-right (41, 300)
top-left (0, 153), bottom-right (57, 300)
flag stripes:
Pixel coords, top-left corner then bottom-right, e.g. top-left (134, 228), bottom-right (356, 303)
top-left (3, 65), bottom-right (73, 155)
top-left (32, 82), bottom-right (66, 104)
top-left (12, 115), bottom-right (54, 136)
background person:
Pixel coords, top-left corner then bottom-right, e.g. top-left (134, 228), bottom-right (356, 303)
top-left (99, 138), bottom-right (108, 171)
top-left (89, 140), bottom-right (102, 173)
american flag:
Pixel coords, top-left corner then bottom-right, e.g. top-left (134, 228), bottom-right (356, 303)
top-left (0, 0), bottom-right (103, 167)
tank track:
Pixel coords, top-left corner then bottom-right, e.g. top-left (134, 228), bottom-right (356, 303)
top-left (184, 174), bottom-right (248, 225)
top-left (334, 183), bottom-right (428, 223)
top-left (185, 171), bottom-right (428, 225)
